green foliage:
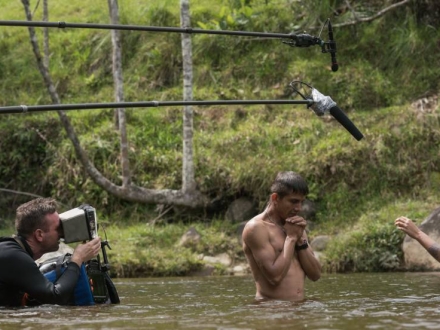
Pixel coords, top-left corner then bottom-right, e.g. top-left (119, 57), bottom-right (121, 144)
top-left (0, 113), bottom-right (63, 212)
top-left (324, 221), bottom-right (403, 272)
top-left (196, 1), bottom-right (255, 31)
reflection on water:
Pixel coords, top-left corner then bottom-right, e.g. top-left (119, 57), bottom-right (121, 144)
top-left (1, 273), bottom-right (440, 329)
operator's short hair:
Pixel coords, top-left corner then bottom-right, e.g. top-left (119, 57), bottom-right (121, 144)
top-left (15, 197), bottom-right (58, 238)
top-left (270, 171), bottom-right (309, 198)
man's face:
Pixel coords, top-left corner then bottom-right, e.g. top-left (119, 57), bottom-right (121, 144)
top-left (41, 212), bottom-right (62, 253)
top-left (275, 192), bottom-right (305, 220)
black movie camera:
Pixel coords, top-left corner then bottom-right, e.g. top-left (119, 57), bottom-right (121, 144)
top-left (59, 204), bottom-right (98, 243)
top-left (40, 204), bottom-right (120, 305)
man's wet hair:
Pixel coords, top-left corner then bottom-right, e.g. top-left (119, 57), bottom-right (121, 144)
top-left (15, 198), bottom-right (58, 238)
top-left (270, 171), bottom-right (309, 198)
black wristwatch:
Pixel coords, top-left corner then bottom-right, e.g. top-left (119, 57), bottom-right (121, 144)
top-left (295, 240), bottom-right (309, 251)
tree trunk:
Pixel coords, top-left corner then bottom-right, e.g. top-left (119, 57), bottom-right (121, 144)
top-left (20, 0), bottom-right (208, 208)
top-left (180, 0), bottom-right (196, 193)
top-left (108, 0), bottom-right (131, 187)
top-left (43, 0), bottom-right (49, 69)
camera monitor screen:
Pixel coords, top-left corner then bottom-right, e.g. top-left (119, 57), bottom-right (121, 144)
top-left (59, 205), bottom-right (98, 243)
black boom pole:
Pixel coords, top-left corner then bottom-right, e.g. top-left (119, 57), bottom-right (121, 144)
top-left (0, 20), bottom-right (291, 37)
top-left (0, 20), bottom-right (326, 48)
top-left (0, 100), bottom-right (313, 115)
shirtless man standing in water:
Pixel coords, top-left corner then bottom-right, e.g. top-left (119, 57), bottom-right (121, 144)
top-left (242, 171), bottom-right (321, 300)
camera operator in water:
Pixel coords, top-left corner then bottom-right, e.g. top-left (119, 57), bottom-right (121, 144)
top-left (0, 198), bottom-right (101, 307)
top-left (242, 171), bottom-right (321, 300)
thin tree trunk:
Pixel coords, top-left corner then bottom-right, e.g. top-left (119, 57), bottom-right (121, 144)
top-left (20, 0), bottom-right (208, 207)
top-left (108, 0), bottom-right (131, 187)
top-left (180, 0), bottom-right (196, 193)
top-left (43, 0), bottom-right (49, 69)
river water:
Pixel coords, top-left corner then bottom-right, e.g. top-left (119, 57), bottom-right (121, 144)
top-left (1, 272), bottom-right (440, 329)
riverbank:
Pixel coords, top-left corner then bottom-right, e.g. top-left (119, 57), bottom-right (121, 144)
top-left (2, 198), bottom-right (440, 277)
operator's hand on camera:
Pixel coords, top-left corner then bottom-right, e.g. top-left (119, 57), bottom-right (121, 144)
top-left (70, 237), bottom-right (101, 267)
top-left (284, 216), bottom-right (306, 240)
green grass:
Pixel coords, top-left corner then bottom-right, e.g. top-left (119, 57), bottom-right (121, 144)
top-left (102, 220), bottom-right (244, 277)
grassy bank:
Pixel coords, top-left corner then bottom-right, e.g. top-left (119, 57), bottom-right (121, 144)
top-left (0, 219), bottom-right (245, 277)
top-left (1, 0), bottom-right (440, 274)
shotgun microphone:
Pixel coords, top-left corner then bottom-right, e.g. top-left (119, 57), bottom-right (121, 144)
top-left (328, 20), bottom-right (338, 72)
top-left (329, 106), bottom-right (363, 141)
top-left (308, 86), bottom-right (363, 141)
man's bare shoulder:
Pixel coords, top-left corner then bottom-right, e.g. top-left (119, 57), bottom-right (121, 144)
top-left (243, 215), bottom-right (267, 240)
top-left (244, 214), bottom-right (264, 229)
